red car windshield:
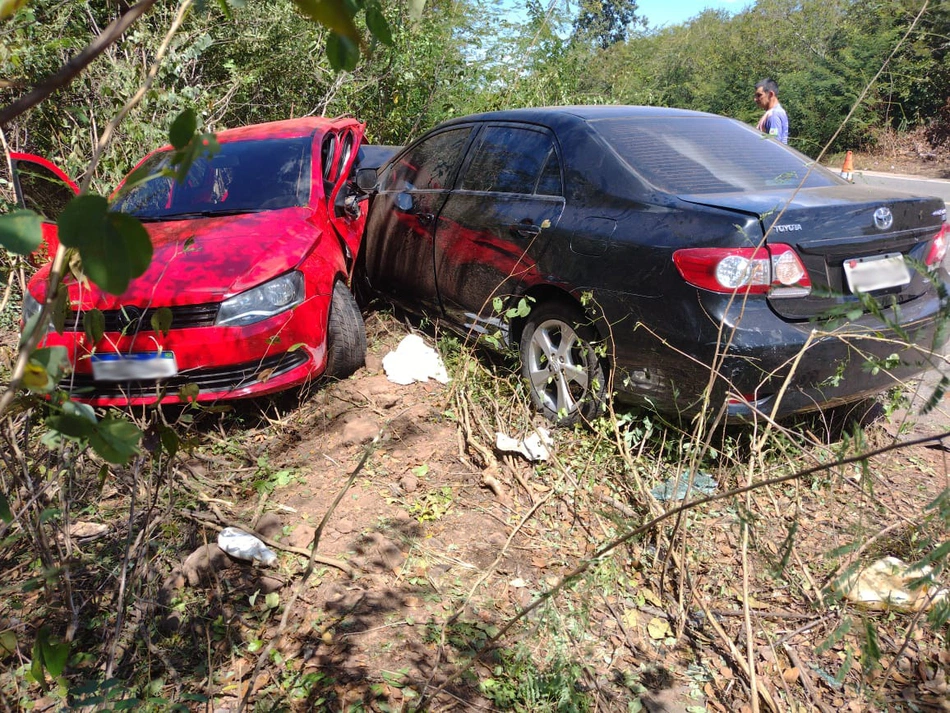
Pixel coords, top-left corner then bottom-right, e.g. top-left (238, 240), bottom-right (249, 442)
top-left (112, 137), bottom-right (312, 218)
top-left (591, 116), bottom-right (841, 195)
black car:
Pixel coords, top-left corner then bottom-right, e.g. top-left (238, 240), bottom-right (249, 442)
top-left (356, 106), bottom-right (949, 424)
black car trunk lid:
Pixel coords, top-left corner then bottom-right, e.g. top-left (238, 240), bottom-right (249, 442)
top-left (680, 186), bottom-right (946, 321)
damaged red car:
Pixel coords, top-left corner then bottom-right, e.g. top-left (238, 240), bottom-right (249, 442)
top-left (18, 117), bottom-right (372, 406)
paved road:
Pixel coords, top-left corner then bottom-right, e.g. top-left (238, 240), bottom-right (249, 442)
top-left (852, 171), bottom-right (950, 204)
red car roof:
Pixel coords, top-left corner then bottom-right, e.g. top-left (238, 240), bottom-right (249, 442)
top-left (209, 116), bottom-right (361, 144)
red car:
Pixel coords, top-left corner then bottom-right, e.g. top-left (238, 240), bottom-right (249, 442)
top-left (17, 117), bottom-right (373, 406)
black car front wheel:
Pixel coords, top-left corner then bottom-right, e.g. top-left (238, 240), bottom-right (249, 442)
top-left (325, 281), bottom-right (367, 379)
top-left (519, 301), bottom-right (608, 426)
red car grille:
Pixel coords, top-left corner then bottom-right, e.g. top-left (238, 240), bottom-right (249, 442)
top-left (62, 351), bottom-right (308, 399)
top-left (63, 303), bottom-right (220, 332)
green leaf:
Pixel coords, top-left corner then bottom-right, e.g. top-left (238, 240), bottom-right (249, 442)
top-left (293, 0), bottom-right (360, 41)
top-left (365, 5), bottom-right (392, 45)
top-left (39, 631), bottom-right (69, 678)
top-left (169, 109), bottom-right (197, 150)
top-left (0, 492), bottom-right (12, 523)
top-left (861, 618), bottom-right (881, 671)
top-left (30, 635), bottom-right (45, 690)
top-left (88, 416), bottom-right (142, 464)
top-left (0, 210), bottom-right (42, 255)
top-left (25, 346), bottom-right (69, 393)
top-left (407, 0), bottom-right (425, 21)
top-left (84, 308), bottom-right (105, 344)
top-left (179, 383), bottom-right (200, 402)
top-left (327, 33), bottom-right (359, 72)
top-left (46, 413), bottom-right (95, 439)
top-left (160, 426), bottom-right (179, 458)
top-left (0, 0), bottom-right (29, 21)
top-left (47, 400), bottom-right (97, 438)
top-left (151, 307), bottom-right (173, 337)
top-left (50, 288), bottom-right (68, 335)
top-left (0, 630), bottom-right (16, 655)
top-left (57, 195), bottom-right (153, 295)
top-left (265, 592), bottom-right (280, 609)
top-left (171, 133), bottom-right (220, 184)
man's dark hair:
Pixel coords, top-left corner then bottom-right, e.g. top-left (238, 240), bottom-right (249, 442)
top-left (756, 78), bottom-right (779, 96)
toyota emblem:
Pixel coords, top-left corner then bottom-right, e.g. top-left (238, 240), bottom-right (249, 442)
top-left (873, 206), bottom-right (894, 231)
top-left (117, 305), bottom-right (143, 332)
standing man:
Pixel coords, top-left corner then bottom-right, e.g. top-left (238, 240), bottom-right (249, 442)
top-left (754, 78), bottom-right (789, 144)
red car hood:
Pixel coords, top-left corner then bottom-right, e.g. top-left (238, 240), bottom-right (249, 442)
top-left (64, 208), bottom-right (324, 308)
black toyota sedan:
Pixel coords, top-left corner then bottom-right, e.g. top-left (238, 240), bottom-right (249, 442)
top-left (356, 106), bottom-right (949, 424)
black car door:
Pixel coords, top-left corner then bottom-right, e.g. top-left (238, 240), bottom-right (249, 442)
top-left (434, 123), bottom-right (565, 337)
top-left (363, 127), bottom-right (473, 313)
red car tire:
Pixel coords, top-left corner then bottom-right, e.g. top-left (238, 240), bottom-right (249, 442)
top-left (325, 281), bottom-right (366, 379)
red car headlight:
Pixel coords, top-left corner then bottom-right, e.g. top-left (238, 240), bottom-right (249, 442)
top-left (215, 271), bottom-right (305, 327)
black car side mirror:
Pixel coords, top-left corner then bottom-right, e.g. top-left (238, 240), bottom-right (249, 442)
top-left (355, 167), bottom-right (378, 193)
top-left (394, 192), bottom-right (414, 213)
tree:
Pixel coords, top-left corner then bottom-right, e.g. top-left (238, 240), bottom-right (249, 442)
top-left (573, 0), bottom-right (643, 49)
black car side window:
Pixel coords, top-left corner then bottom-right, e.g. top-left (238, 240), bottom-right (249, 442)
top-left (388, 128), bottom-right (470, 191)
top-left (535, 147), bottom-right (563, 196)
top-left (461, 126), bottom-right (558, 195)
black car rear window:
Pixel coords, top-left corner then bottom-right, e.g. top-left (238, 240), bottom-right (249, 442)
top-left (113, 137), bottom-right (312, 218)
top-left (590, 116), bottom-right (839, 195)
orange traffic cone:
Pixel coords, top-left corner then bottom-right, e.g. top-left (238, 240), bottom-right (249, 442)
top-left (840, 150), bottom-right (854, 181)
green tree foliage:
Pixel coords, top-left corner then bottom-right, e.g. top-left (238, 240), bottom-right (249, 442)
top-left (3, 0), bottom-right (948, 165)
top-left (566, 0), bottom-right (950, 155)
top-left (573, 0), bottom-right (644, 49)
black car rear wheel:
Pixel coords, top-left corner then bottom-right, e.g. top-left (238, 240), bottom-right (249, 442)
top-left (519, 301), bottom-right (608, 425)
top-left (325, 281), bottom-right (366, 379)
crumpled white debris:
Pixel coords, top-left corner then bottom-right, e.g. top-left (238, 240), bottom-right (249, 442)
top-left (495, 428), bottom-right (554, 462)
top-left (838, 556), bottom-right (949, 612)
top-left (217, 527), bottom-right (278, 566)
top-left (383, 334), bottom-right (450, 385)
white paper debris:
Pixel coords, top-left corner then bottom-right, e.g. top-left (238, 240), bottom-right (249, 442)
top-left (217, 527), bottom-right (278, 566)
top-left (838, 556), bottom-right (949, 612)
top-left (495, 428), bottom-right (553, 462)
top-left (383, 334), bottom-right (450, 385)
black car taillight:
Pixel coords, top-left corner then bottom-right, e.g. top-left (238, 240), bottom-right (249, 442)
top-left (673, 244), bottom-right (811, 297)
top-left (925, 223), bottom-right (949, 266)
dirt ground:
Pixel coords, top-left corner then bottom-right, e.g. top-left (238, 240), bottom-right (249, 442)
top-left (177, 309), bottom-right (950, 713)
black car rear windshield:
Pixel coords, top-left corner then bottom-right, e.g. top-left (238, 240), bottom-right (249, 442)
top-left (112, 137), bottom-right (312, 218)
top-left (591, 116), bottom-right (839, 195)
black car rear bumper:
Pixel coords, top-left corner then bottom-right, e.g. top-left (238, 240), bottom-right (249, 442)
top-left (605, 276), bottom-right (950, 420)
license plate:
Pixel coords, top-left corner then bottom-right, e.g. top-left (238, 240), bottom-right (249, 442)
top-left (843, 253), bottom-right (910, 294)
top-left (91, 351), bottom-right (178, 381)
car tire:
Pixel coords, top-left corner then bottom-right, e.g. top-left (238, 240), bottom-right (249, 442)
top-left (325, 281), bottom-right (366, 379)
top-left (519, 301), bottom-right (608, 426)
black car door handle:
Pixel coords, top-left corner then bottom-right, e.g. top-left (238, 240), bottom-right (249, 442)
top-left (510, 223), bottom-right (541, 238)
top-left (417, 212), bottom-right (434, 226)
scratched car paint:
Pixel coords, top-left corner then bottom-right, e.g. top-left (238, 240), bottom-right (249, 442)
top-left (357, 106), bottom-right (950, 424)
top-left (16, 117), bottom-right (379, 406)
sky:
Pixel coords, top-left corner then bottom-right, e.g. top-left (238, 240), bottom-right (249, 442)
top-left (636, 0), bottom-right (750, 29)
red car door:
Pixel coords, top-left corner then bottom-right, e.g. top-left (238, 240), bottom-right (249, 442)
top-left (3, 153), bottom-right (79, 261)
